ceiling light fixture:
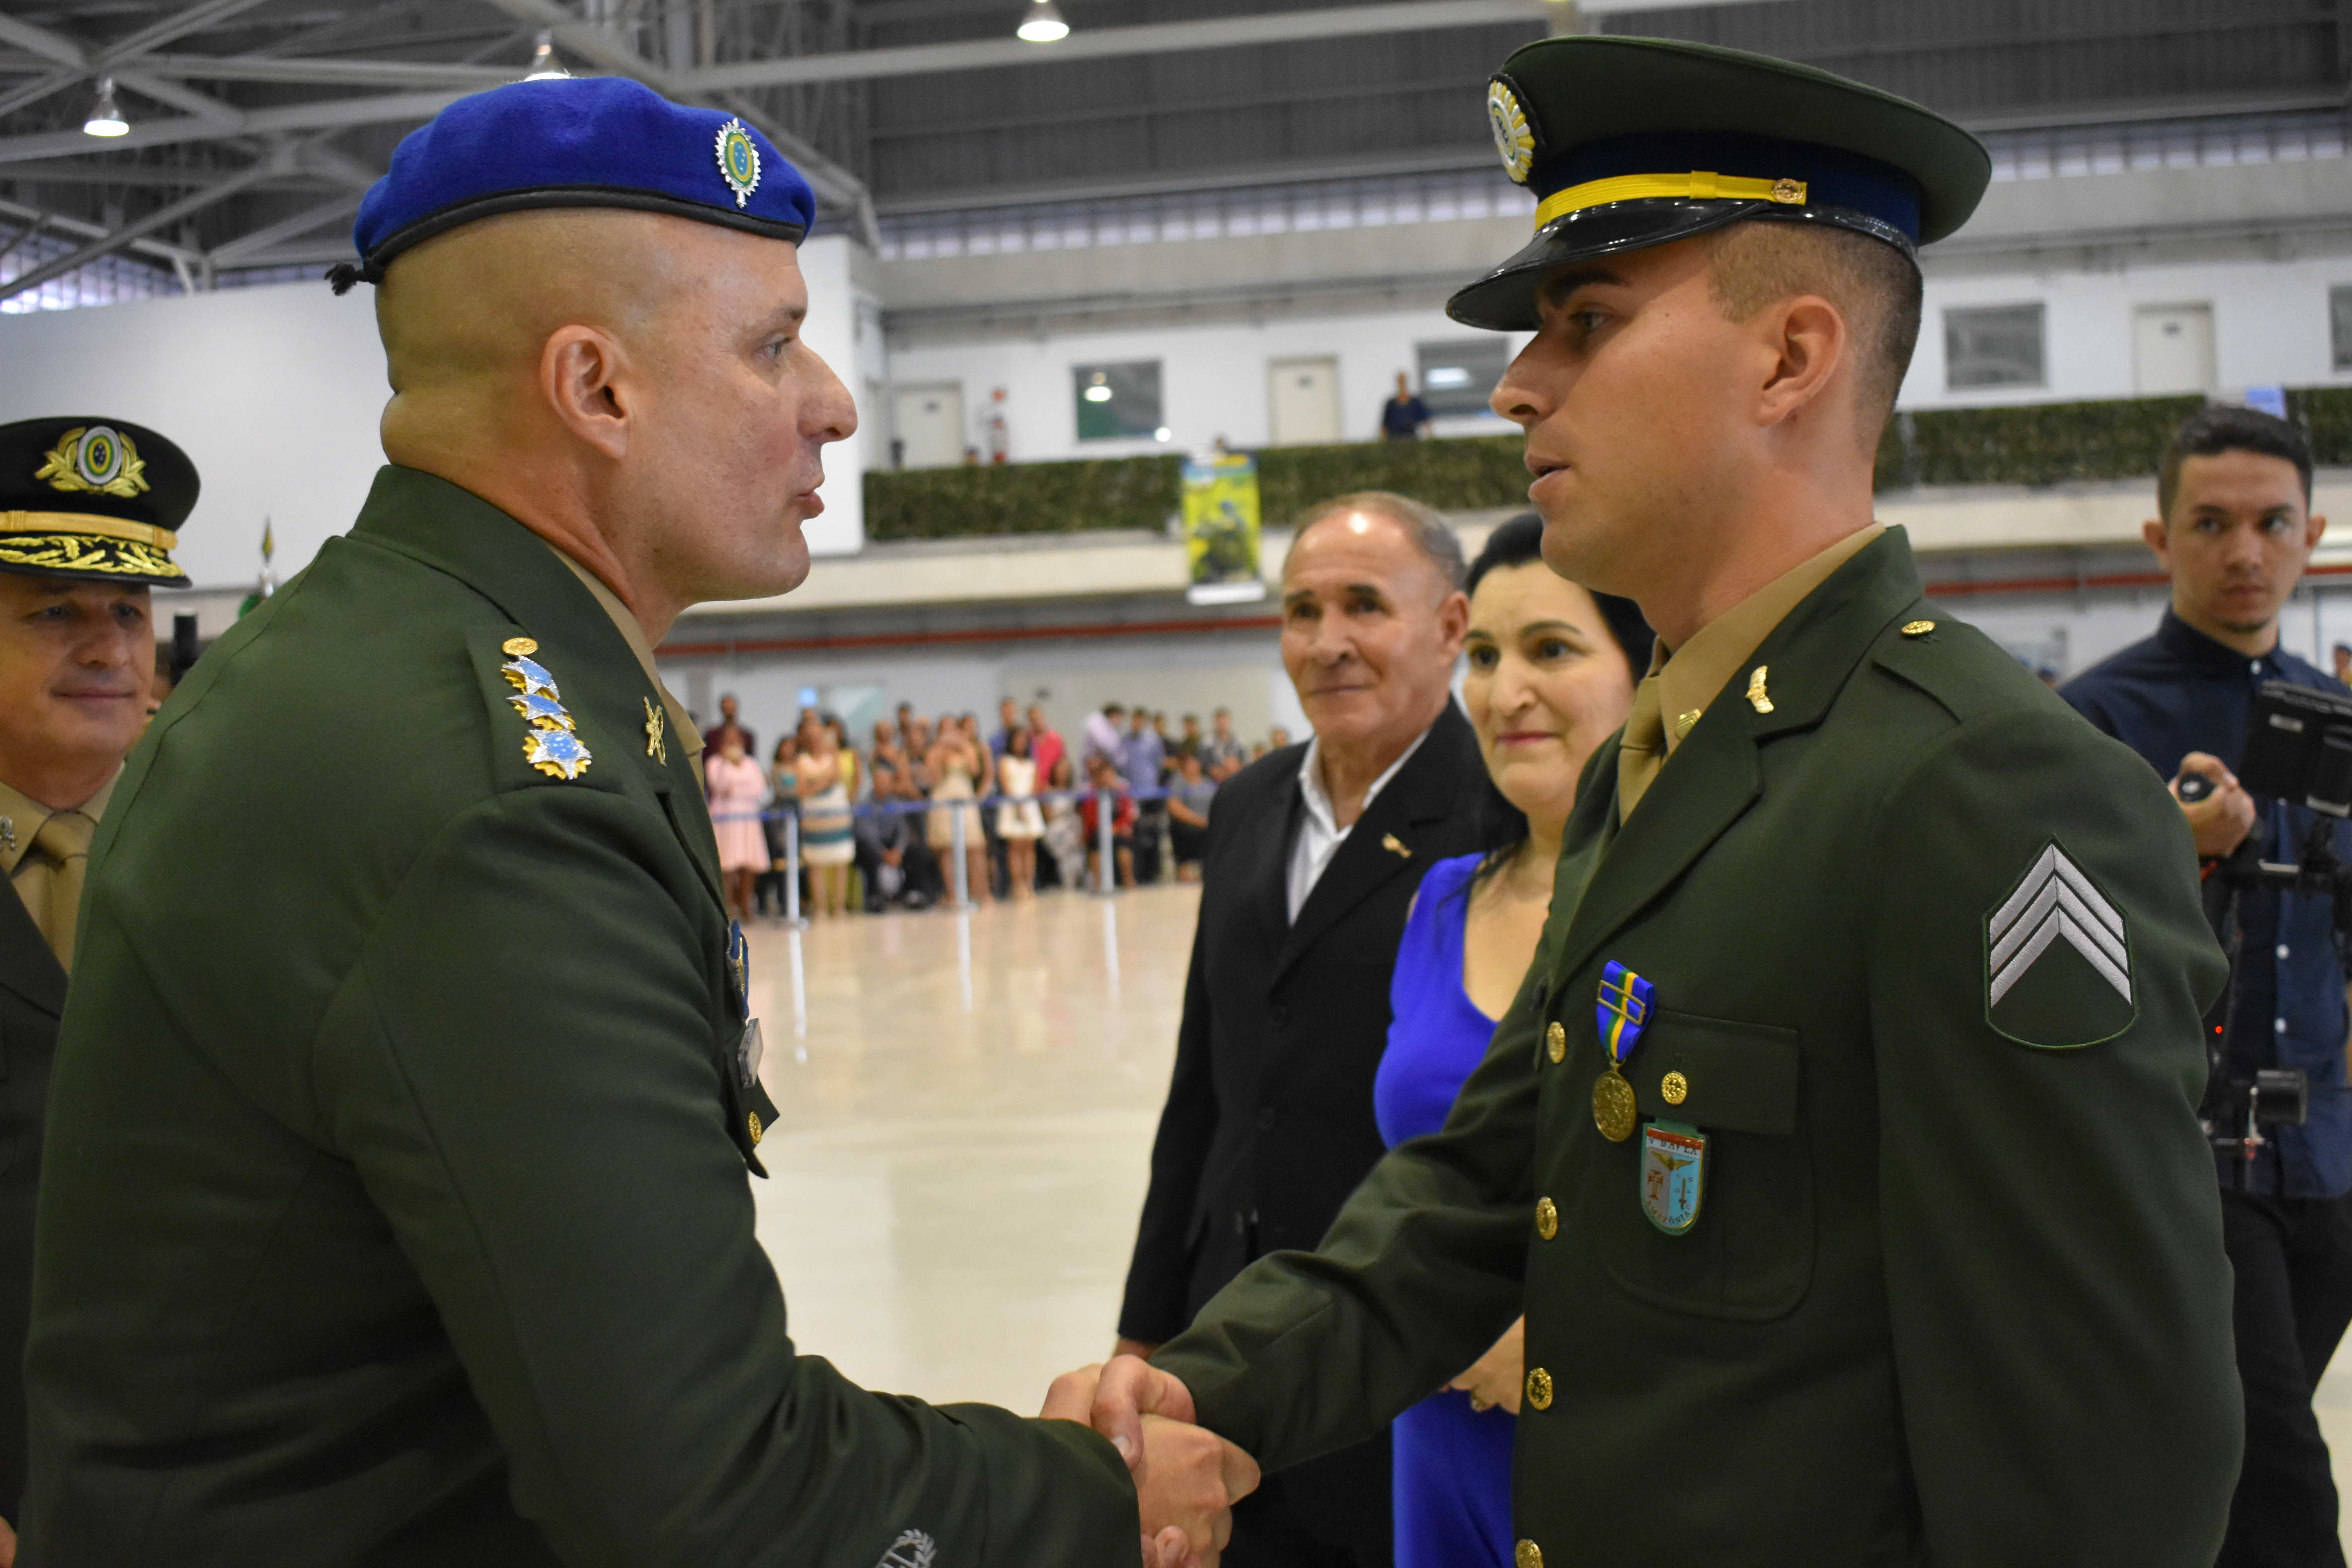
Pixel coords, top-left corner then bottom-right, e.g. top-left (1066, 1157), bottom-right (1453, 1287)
top-left (523, 31), bottom-right (571, 81)
top-left (1016, 0), bottom-right (1069, 44)
top-left (82, 77), bottom-right (128, 137)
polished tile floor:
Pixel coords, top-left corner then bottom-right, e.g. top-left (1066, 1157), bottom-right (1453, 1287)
top-left (742, 884), bottom-right (2352, 1541)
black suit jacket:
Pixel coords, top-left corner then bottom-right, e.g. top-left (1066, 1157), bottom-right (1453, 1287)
top-left (0, 887), bottom-right (63, 1523)
top-left (1118, 701), bottom-right (1486, 1553)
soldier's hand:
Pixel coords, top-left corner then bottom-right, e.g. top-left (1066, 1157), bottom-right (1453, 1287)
top-left (0, 1510), bottom-right (16, 1567)
top-left (1084, 1353), bottom-right (1198, 1466)
top-left (1445, 1316), bottom-right (1526, 1414)
top-left (1134, 1414), bottom-right (1257, 1568)
top-left (2172, 751), bottom-right (2256, 859)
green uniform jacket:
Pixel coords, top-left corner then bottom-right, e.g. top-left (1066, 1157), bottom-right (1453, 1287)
top-left (21, 467), bottom-right (1135, 1568)
top-left (1153, 529), bottom-right (2241, 1566)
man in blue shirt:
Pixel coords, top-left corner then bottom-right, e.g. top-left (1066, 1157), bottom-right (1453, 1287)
top-left (1123, 706), bottom-right (1169, 884)
top-left (1378, 373), bottom-right (1430, 441)
top-left (2062, 405), bottom-right (2345, 1568)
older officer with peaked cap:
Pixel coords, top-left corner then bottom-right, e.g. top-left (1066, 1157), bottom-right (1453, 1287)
top-left (1064, 36), bottom-right (2242, 1568)
top-left (0, 418), bottom-right (194, 1558)
top-left (20, 79), bottom-right (1250, 1568)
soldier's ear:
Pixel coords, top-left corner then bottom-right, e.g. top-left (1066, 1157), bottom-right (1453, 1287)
top-left (540, 324), bottom-right (632, 461)
top-left (2141, 517), bottom-right (2171, 567)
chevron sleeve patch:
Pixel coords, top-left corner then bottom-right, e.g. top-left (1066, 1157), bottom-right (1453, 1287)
top-left (1983, 841), bottom-right (2140, 1049)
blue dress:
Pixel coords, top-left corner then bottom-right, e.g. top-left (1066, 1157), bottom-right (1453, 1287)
top-left (1372, 851), bottom-right (1514, 1568)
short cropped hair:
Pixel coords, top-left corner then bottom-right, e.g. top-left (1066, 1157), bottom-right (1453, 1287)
top-left (1704, 221), bottom-right (1922, 450)
top-left (2158, 404), bottom-right (2314, 522)
top-left (1291, 490), bottom-right (1467, 593)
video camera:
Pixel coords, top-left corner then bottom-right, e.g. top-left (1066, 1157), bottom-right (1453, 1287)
top-left (2184, 680), bottom-right (2352, 1176)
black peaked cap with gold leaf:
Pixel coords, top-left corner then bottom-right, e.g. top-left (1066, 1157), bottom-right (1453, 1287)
top-left (0, 417), bottom-right (197, 587)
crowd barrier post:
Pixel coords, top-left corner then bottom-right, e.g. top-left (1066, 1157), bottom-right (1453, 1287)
top-left (781, 810), bottom-right (807, 929)
top-left (949, 803), bottom-right (973, 910)
top-left (1094, 788), bottom-right (1117, 897)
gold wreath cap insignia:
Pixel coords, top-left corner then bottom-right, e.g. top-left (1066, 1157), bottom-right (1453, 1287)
top-left (35, 425), bottom-right (149, 499)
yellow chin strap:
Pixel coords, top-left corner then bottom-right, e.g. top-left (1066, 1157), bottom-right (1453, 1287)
top-left (1534, 171), bottom-right (1807, 232)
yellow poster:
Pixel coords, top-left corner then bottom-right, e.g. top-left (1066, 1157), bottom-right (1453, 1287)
top-left (1181, 454), bottom-right (1265, 605)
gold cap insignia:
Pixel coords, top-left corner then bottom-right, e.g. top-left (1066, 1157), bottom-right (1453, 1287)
top-left (715, 117), bottom-right (761, 209)
top-left (36, 425), bottom-right (147, 499)
top-left (1486, 79), bottom-right (1536, 185)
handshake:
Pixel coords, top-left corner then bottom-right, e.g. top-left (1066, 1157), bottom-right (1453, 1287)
top-left (1041, 1350), bottom-right (1261, 1568)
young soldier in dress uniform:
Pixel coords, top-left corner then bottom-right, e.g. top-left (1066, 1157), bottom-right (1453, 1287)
top-left (0, 417), bottom-right (194, 1561)
top-left (20, 79), bottom-right (1249, 1568)
top-left (1064, 36), bottom-right (2242, 1566)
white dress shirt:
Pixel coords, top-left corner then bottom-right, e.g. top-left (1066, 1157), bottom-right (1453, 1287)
top-left (1285, 724), bottom-right (1432, 923)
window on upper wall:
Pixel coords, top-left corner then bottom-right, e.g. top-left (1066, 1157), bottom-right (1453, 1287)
top-left (2332, 286), bottom-right (2352, 372)
top-left (1943, 303), bottom-right (2046, 390)
top-left (1415, 339), bottom-right (1511, 417)
top-left (1073, 361), bottom-right (1165, 441)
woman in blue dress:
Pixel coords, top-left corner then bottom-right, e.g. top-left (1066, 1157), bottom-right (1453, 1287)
top-left (1374, 512), bottom-right (1651, 1568)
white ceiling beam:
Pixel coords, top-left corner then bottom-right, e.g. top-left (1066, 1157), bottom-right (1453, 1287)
top-left (0, 151), bottom-right (282, 303)
top-left (206, 189), bottom-right (363, 264)
top-left (693, 0), bottom-right (1550, 91)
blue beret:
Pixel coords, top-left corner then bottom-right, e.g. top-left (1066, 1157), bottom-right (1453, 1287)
top-left (330, 76), bottom-right (814, 292)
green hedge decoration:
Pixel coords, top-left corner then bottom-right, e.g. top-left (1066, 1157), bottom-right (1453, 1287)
top-left (866, 387), bottom-right (2352, 543)
top-left (864, 453), bottom-right (1181, 540)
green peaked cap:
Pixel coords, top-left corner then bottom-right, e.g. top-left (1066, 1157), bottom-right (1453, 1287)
top-left (1451, 35), bottom-right (1992, 330)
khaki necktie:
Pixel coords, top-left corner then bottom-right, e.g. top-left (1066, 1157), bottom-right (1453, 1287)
top-left (1616, 671), bottom-right (1668, 820)
top-left (20, 809), bottom-right (95, 973)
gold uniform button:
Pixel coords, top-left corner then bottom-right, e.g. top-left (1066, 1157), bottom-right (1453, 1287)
top-left (1901, 619), bottom-right (1936, 637)
top-left (1525, 1366), bottom-right (1553, 1410)
top-left (746, 1112), bottom-right (763, 1145)
top-left (1661, 1070), bottom-right (1689, 1105)
top-left (1544, 1022), bottom-right (1566, 1063)
top-left (502, 635), bottom-right (538, 656)
top-left (1535, 1197), bottom-right (1558, 1241)
top-left (1515, 1541), bottom-right (1543, 1568)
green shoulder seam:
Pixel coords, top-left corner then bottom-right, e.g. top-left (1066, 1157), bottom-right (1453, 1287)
top-left (1867, 605), bottom-right (2052, 728)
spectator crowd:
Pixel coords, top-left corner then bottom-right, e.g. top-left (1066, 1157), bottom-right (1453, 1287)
top-left (698, 694), bottom-right (1289, 919)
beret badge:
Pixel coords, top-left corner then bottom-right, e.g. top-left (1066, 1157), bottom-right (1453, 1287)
top-left (715, 117), bottom-right (762, 209)
top-left (1486, 78), bottom-right (1536, 186)
top-left (36, 425), bottom-right (148, 499)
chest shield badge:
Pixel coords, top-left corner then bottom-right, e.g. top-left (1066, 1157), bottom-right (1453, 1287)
top-left (1641, 1120), bottom-right (1706, 1235)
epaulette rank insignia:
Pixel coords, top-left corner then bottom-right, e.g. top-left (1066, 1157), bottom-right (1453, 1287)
top-left (500, 636), bottom-right (591, 780)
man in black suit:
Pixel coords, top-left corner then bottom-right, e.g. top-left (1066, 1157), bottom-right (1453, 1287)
top-left (1116, 490), bottom-right (1487, 1568)
top-left (0, 417), bottom-right (198, 1563)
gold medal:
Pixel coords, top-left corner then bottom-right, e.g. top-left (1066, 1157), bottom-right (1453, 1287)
top-left (1592, 1064), bottom-right (1637, 1142)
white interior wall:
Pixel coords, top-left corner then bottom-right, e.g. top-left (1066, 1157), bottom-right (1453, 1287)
top-left (1906, 250), bottom-right (2352, 408)
top-left (885, 310), bottom-right (1531, 465)
top-left (0, 232), bottom-right (871, 590)
top-left (884, 246), bottom-right (2352, 471)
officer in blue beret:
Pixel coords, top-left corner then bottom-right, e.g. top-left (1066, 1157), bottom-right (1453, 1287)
top-left (1069, 36), bottom-right (2241, 1568)
top-left (19, 77), bottom-right (1250, 1568)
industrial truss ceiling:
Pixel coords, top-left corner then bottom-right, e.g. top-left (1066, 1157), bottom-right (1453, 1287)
top-left (0, 0), bottom-right (2341, 301)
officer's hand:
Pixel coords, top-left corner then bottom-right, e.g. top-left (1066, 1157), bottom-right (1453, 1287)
top-left (1075, 1353), bottom-right (1197, 1465)
top-left (2173, 751), bottom-right (2256, 858)
top-left (0, 1510), bottom-right (16, 1566)
top-left (1113, 1336), bottom-right (1161, 1362)
top-left (1133, 1414), bottom-right (1256, 1568)
top-left (1445, 1316), bottom-right (1525, 1414)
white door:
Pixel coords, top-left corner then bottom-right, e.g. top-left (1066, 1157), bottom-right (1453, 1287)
top-left (2133, 304), bottom-right (2215, 396)
top-left (893, 383), bottom-right (965, 468)
top-left (1267, 358), bottom-right (1342, 446)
